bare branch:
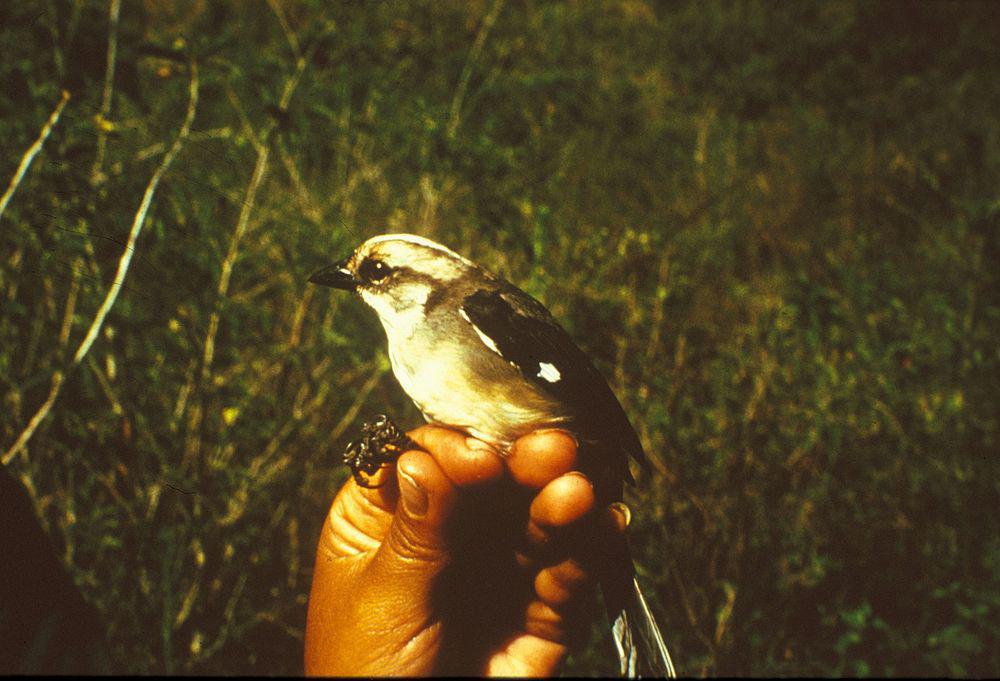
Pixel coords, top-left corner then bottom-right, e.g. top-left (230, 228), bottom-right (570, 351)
top-left (201, 146), bottom-right (269, 382)
top-left (2, 371), bottom-right (64, 466)
top-left (182, 22), bottom-right (333, 468)
top-left (3, 63), bottom-right (199, 466)
top-left (183, 141), bottom-right (268, 470)
top-left (0, 90), bottom-right (71, 224)
top-left (72, 62), bottom-right (199, 366)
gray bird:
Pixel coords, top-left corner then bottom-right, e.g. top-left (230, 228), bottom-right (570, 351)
top-left (310, 233), bottom-right (676, 677)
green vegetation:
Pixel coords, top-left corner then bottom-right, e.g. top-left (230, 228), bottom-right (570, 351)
top-left (1, 0), bottom-right (997, 675)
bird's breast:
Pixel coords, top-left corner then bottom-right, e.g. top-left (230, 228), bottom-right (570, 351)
top-left (386, 334), bottom-right (569, 450)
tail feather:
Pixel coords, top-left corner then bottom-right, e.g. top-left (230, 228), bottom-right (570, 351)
top-left (611, 606), bottom-right (638, 677)
top-left (611, 577), bottom-right (677, 678)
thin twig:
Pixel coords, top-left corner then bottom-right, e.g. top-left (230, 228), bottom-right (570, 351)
top-left (266, 0), bottom-right (301, 60)
top-left (286, 285), bottom-right (314, 350)
top-left (73, 63), bottom-right (199, 366)
top-left (276, 136), bottom-right (323, 223)
top-left (2, 371), bottom-right (65, 466)
top-left (670, 558), bottom-right (715, 650)
top-left (5, 247), bottom-right (24, 301)
top-left (183, 142), bottom-right (268, 470)
top-left (217, 363), bottom-right (383, 528)
top-left (41, 1), bottom-right (66, 78)
top-left (86, 354), bottom-right (124, 416)
top-left (57, 257), bottom-right (82, 350)
top-left (278, 18), bottom-right (334, 112)
top-left (644, 250), bottom-right (674, 367)
top-left (254, 364), bottom-right (339, 473)
top-left (21, 274), bottom-right (53, 379)
top-left (447, 0), bottom-right (505, 140)
top-left (2, 63), bottom-right (199, 466)
top-left (327, 366), bottom-right (386, 443)
top-left (0, 90), bottom-right (71, 224)
top-left (91, 0), bottom-right (122, 185)
top-left (195, 573), bottom-right (248, 662)
top-left (225, 85), bottom-right (263, 152)
top-left (170, 358), bottom-right (198, 432)
top-left (182, 21), bottom-right (333, 468)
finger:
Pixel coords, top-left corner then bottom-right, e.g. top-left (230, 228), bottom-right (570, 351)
top-left (523, 595), bottom-right (586, 646)
top-left (319, 464), bottom-right (400, 560)
top-left (518, 484), bottom-right (629, 576)
top-left (407, 424), bottom-right (505, 487)
top-left (534, 556), bottom-right (590, 608)
top-left (525, 508), bottom-right (618, 649)
top-left (485, 633), bottom-right (567, 677)
top-left (343, 460), bottom-right (400, 510)
top-left (522, 559), bottom-right (599, 653)
top-left (369, 449), bottom-right (458, 587)
top-left (526, 471), bottom-right (595, 548)
top-left (507, 429), bottom-right (578, 489)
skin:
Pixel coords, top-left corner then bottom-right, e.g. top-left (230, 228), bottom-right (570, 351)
top-left (304, 426), bottom-right (630, 676)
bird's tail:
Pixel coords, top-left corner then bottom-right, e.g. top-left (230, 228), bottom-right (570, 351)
top-left (610, 576), bottom-right (677, 678)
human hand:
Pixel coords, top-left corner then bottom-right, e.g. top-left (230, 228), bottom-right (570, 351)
top-left (304, 425), bottom-right (629, 676)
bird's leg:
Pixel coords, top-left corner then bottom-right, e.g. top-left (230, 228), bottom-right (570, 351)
top-left (341, 414), bottom-right (417, 488)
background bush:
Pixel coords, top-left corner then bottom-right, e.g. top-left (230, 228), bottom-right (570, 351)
top-left (1, 0), bottom-right (997, 675)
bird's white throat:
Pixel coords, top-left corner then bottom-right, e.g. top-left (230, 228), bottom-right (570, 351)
top-left (359, 283), bottom-right (431, 339)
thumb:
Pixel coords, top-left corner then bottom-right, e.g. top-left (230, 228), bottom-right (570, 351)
top-left (370, 450), bottom-right (457, 587)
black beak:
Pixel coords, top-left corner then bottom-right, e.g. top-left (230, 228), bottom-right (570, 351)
top-left (308, 258), bottom-right (356, 291)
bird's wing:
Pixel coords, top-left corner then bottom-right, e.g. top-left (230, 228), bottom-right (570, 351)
top-left (460, 286), bottom-right (649, 484)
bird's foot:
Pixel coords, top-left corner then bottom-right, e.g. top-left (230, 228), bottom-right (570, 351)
top-left (342, 414), bottom-right (417, 488)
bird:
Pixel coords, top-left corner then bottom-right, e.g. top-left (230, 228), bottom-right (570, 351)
top-left (309, 233), bottom-right (676, 678)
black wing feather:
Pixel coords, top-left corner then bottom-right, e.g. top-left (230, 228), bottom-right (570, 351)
top-left (461, 287), bottom-right (648, 489)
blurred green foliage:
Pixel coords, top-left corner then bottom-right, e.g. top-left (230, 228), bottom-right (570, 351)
top-left (1, 0), bottom-right (997, 675)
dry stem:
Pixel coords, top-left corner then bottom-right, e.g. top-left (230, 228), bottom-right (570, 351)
top-left (3, 63), bottom-right (199, 466)
top-left (0, 90), bottom-right (71, 224)
top-left (90, 0), bottom-right (123, 185)
top-left (447, 0), bottom-right (505, 140)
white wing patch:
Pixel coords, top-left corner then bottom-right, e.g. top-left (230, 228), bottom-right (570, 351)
top-left (537, 362), bottom-right (561, 383)
top-left (460, 307), bottom-right (503, 356)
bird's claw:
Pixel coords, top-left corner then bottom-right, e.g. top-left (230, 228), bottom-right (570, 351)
top-left (342, 414), bottom-right (416, 488)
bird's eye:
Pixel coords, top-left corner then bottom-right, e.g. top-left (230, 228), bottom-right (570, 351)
top-left (359, 258), bottom-right (391, 283)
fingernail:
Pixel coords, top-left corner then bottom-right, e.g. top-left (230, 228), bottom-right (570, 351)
top-left (610, 502), bottom-right (632, 528)
top-left (398, 469), bottom-right (428, 518)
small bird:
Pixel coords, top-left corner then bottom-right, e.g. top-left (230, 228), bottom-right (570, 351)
top-left (309, 233), bottom-right (676, 678)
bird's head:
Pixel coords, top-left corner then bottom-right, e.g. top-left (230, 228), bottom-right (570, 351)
top-left (309, 233), bottom-right (478, 336)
